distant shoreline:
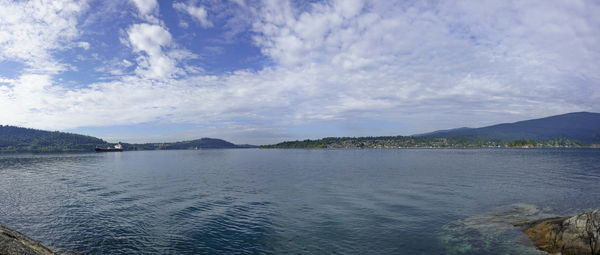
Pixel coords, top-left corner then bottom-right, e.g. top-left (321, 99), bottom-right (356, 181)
top-left (260, 136), bottom-right (598, 149)
top-left (259, 146), bottom-right (600, 149)
top-left (0, 147), bottom-right (256, 154)
top-left (2, 111), bottom-right (600, 152)
top-left (1, 145), bottom-right (599, 154)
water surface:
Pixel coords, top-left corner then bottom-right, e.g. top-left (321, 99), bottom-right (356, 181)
top-left (1, 149), bottom-right (599, 254)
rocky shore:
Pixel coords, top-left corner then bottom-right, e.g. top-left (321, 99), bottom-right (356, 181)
top-left (0, 223), bottom-right (55, 255)
top-left (523, 209), bottom-right (600, 255)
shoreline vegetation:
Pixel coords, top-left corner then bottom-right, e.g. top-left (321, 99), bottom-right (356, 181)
top-left (2, 112), bottom-right (600, 152)
top-left (259, 136), bottom-right (599, 149)
top-left (1, 129), bottom-right (599, 153)
top-left (0, 126), bottom-right (254, 153)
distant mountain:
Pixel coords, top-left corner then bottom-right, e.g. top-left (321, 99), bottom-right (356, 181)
top-left (125, 138), bottom-right (256, 150)
top-left (0, 125), bottom-right (108, 152)
top-left (261, 136), bottom-right (583, 149)
top-left (165, 138), bottom-right (239, 149)
top-left (417, 112), bottom-right (600, 144)
top-left (160, 138), bottom-right (255, 149)
top-left (0, 126), bottom-right (254, 152)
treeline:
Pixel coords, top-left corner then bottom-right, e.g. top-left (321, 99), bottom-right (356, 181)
top-left (121, 138), bottom-right (253, 150)
top-left (260, 136), bottom-right (584, 149)
top-left (0, 125), bottom-right (107, 152)
top-left (0, 126), bottom-right (253, 153)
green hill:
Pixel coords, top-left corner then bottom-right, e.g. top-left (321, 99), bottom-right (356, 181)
top-left (0, 126), bottom-right (254, 152)
top-left (127, 138), bottom-right (255, 150)
top-left (0, 126), bottom-right (108, 152)
top-left (417, 112), bottom-right (600, 144)
top-left (263, 112), bottom-right (600, 149)
top-left (261, 136), bottom-right (582, 149)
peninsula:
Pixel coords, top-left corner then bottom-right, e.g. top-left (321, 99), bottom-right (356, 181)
top-left (262, 112), bottom-right (600, 149)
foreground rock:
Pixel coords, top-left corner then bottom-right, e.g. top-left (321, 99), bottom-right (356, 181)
top-left (0, 223), bottom-right (54, 255)
top-left (524, 209), bottom-right (600, 255)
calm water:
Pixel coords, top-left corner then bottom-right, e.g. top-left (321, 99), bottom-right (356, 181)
top-left (1, 149), bottom-right (599, 254)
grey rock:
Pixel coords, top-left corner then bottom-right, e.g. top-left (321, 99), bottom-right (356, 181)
top-left (524, 209), bottom-right (600, 255)
top-left (0, 223), bottom-right (55, 255)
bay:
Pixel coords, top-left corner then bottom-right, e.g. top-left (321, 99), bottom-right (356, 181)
top-left (1, 149), bottom-right (599, 254)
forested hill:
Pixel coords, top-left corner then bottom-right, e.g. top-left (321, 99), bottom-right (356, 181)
top-left (416, 112), bottom-right (600, 144)
top-left (0, 125), bottom-right (108, 152)
top-left (261, 136), bottom-right (583, 149)
top-left (125, 138), bottom-right (256, 150)
top-left (0, 125), bottom-right (253, 152)
top-left (262, 112), bottom-right (600, 149)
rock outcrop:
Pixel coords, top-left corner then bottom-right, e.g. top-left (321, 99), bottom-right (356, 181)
top-left (524, 209), bottom-right (600, 255)
top-left (0, 223), bottom-right (55, 255)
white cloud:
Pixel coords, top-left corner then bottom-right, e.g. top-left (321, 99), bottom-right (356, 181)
top-left (130, 0), bottom-right (159, 23)
top-left (125, 21), bottom-right (198, 79)
top-left (0, 77), bottom-right (15, 84)
top-left (131, 0), bottom-right (157, 15)
top-left (0, 0), bottom-right (599, 143)
top-left (122, 59), bottom-right (133, 67)
top-left (77, 41), bottom-right (90, 50)
top-left (127, 23), bottom-right (177, 79)
top-left (173, 1), bottom-right (213, 28)
top-left (0, 0), bottom-right (88, 73)
top-left (334, 0), bottom-right (364, 19)
top-left (93, 58), bottom-right (136, 77)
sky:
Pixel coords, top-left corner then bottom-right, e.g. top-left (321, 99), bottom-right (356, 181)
top-left (0, 0), bottom-right (599, 145)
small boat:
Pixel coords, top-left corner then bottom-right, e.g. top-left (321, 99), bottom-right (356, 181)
top-left (95, 143), bottom-right (123, 152)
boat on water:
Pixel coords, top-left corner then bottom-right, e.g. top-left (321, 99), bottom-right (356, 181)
top-left (95, 143), bottom-right (123, 152)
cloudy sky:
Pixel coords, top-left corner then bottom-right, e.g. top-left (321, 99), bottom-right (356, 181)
top-left (0, 0), bottom-right (599, 144)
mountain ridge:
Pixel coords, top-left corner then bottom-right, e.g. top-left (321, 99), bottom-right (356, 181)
top-left (416, 112), bottom-right (600, 144)
top-left (0, 126), bottom-right (253, 152)
top-left (0, 125), bottom-right (108, 152)
top-left (3, 111), bottom-right (600, 152)
top-left (124, 138), bottom-right (255, 150)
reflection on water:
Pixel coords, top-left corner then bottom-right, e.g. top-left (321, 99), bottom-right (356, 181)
top-left (0, 149), bottom-right (599, 254)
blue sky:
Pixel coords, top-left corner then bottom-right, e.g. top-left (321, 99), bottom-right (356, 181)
top-left (1, 0), bottom-right (599, 144)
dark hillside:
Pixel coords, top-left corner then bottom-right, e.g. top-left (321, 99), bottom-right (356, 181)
top-left (418, 112), bottom-right (600, 144)
top-left (0, 125), bottom-right (107, 152)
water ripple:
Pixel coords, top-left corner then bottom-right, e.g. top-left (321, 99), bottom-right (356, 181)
top-left (0, 149), bottom-right (599, 254)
